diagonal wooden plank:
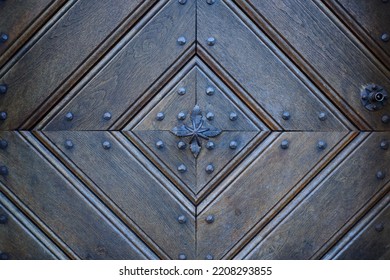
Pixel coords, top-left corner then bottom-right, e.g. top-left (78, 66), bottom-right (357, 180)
top-left (44, 0), bottom-right (196, 131)
top-left (242, 132), bottom-right (390, 259)
top-left (235, 0), bottom-right (390, 130)
top-left (0, 131), bottom-right (154, 259)
top-left (197, 131), bottom-right (350, 259)
top-left (42, 131), bottom-right (196, 260)
top-left (0, 0), bottom-right (150, 130)
top-left (197, 0), bottom-right (351, 131)
top-left (0, 191), bottom-right (67, 260)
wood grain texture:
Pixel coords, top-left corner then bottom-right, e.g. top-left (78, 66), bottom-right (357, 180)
top-left (243, 132), bottom-right (390, 259)
top-left (44, 0), bottom-right (195, 130)
top-left (198, 0), bottom-right (349, 131)
top-left (197, 131), bottom-right (349, 259)
top-left (0, 132), bottom-right (150, 259)
top-left (236, 0), bottom-right (390, 130)
top-left (0, 0), bottom-right (145, 130)
top-left (0, 192), bottom-right (65, 260)
top-left (43, 131), bottom-right (195, 260)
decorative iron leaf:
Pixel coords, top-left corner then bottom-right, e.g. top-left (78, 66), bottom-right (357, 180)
top-left (201, 127), bottom-right (221, 138)
top-left (191, 105), bottom-right (203, 128)
top-left (171, 125), bottom-right (192, 137)
top-left (190, 137), bottom-right (201, 158)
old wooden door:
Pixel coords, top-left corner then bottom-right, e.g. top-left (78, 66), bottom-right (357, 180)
top-left (0, 0), bottom-right (389, 260)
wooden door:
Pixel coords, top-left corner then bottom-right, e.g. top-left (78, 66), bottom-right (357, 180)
top-left (0, 0), bottom-right (389, 260)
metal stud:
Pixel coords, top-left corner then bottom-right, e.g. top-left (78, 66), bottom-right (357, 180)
top-left (0, 253), bottom-right (9, 260)
top-left (0, 213), bottom-right (8, 224)
top-left (177, 112), bottom-right (186, 120)
top-left (103, 112), bottom-right (112, 121)
top-left (156, 112), bottom-right (165, 121)
top-left (205, 164), bottom-right (214, 174)
top-left (375, 223), bottom-right (384, 232)
top-left (382, 115), bottom-right (390, 124)
top-left (318, 112), bottom-right (327, 121)
top-left (102, 141), bottom-right (111, 150)
top-left (177, 215), bottom-right (187, 224)
top-left (317, 140), bottom-right (327, 150)
top-left (229, 112), bottom-right (238, 121)
top-left (207, 37), bottom-right (216, 46)
top-left (177, 87), bottom-right (186, 95)
top-left (282, 111), bottom-right (290, 120)
top-left (0, 111), bottom-right (7, 120)
top-left (178, 0), bottom-right (187, 4)
top-left (178, 253), bottom-right (187, 260)
top-left (0, 139), bottom-right (7, 150)
top-left (205, 215), bottom-right (215, 224)
top-left (0, 84), bottom-right (7, 94)
top-left (0, 165), bottom-right (8, 176)
top-left (177, 36), bottom-right (186, 45)
top-left (380, 140), bottom-right (389, 150)
top-left (177, 141), bottom-right (186, 150)
top-left (205, 254), bottom-right (214, 260)
top-left (0, 33), bottom-right (8, 43)
top-left (65, 112), bottom-right (74, 121)
top-left (178, 164), bottom-right (187, 173)
top-left (206, 112), bottom-right (215, 120)
top-left (206, 86), bottom-right (215, 96)
top-left (381, 33), bottom-right (390, 42)
top-left (229, 141), bottom-right (238, 149)
top-left (206, 0), bottom-right (216, 4)
top-left (281, 140), bottom-right (289, 149)
top-left (206, 141), bottom-right (215, 150)
top-left (156, 140), bottom-right (164, 149)
top-left (376, 171), bottom-right (385, 180)
top-left (64, 140), bottom-right (74, 149)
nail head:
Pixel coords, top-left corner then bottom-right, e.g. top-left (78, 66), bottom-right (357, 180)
top-left (206, 215), bottom-right (215, 224)
top-left (281, 140), bottom-right (289, 149)
top-left (0, 139), bottom-right (8, 150)
top-left (207, 37), bottom-right (216, 46)
top-left (177, 36), bottom-right (186, 45)
top-left (177, 215), bottom-right (187, 224)
top-left (156, 140), bottom-right (164, 149)
top-left (102, 141), bottom-right (111, 150)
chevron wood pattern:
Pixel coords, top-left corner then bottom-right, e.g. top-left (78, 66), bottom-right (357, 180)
top-left (0, 0), bottom-right (389, 260)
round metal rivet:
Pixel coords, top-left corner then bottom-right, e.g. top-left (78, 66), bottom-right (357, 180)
top-left (177, 141), bottom-right (186, 150)
top-left (178, 0), bottom-right (187, 4)
top-left (0, 33), bottom-right (8, 43)
top-left (0, 214), bottom-right (8, 224)
top-left (177, 112), bottom-right (186, 120)
top-left (375, 223), bottom-right (384, 232)
top-left (156, 140), bottom-right (164, 149)
top-left (177, 87), bottom-right (186, 95)
top-left (205, 164), bottom-right (214, 174)
top-left (0, 166), bottom-right (8, 176)
top-left (381, 33), bottom-right (390, 42)
top-left (0, 253), bottom-right (9, 260)
top-left (376, 171), bottom-right (385, 180)
top-left (0, 84), bottom-right (7, 94)
top-left (382, 115), bottom-right (390, 124)
top-left (156, 112), bottom-right (165, 121)
top-left (206, 86), bottom-right (215, 96)
top-left (0, 139), bottom-right (8, 150)
top-left (206, 112), bottom-right (215, 120)
top-left (205, 215), bottom-right (215, 224)
top-left (281, 140), bottom-right (289, 149)
top-left (229, 112), bottom-right (238, 121)
top-left (317, 140), bottom-right (327, 150)
top-left (206, 141), bottom-right (215, 150)
top-left (102, 141), bottom-right (111, 150)
top-left (178, 164), bottom-right (187, 173)
top-left (206, 0), bottom-right (216, 4)
top-left (282, 111), bottom-right (290, 120)
top-left (103, 112), bottom-right (112, 121)
top-left (65, 140), bottom-right (74, 149)
top-left (318, 112), bottom-right (327, 121)
top-left (178, 253), bottom-right (187, 260)
top-left (177, 215), bottom-right (187, 224)
top-left (205, 254), bottom-right (214, 260)
top-left (207, 37), bottom-right (216, 46)
top-left (177, 36), bottom-right (186, 45)
top-left (229, 141), bottom-right (238, 149)
top-left (65, 112), bottom-right (74, 121)
top-left (380, 140), bottom-right (389, 150)
top-left (0, 111), bottom-right (7, 121)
